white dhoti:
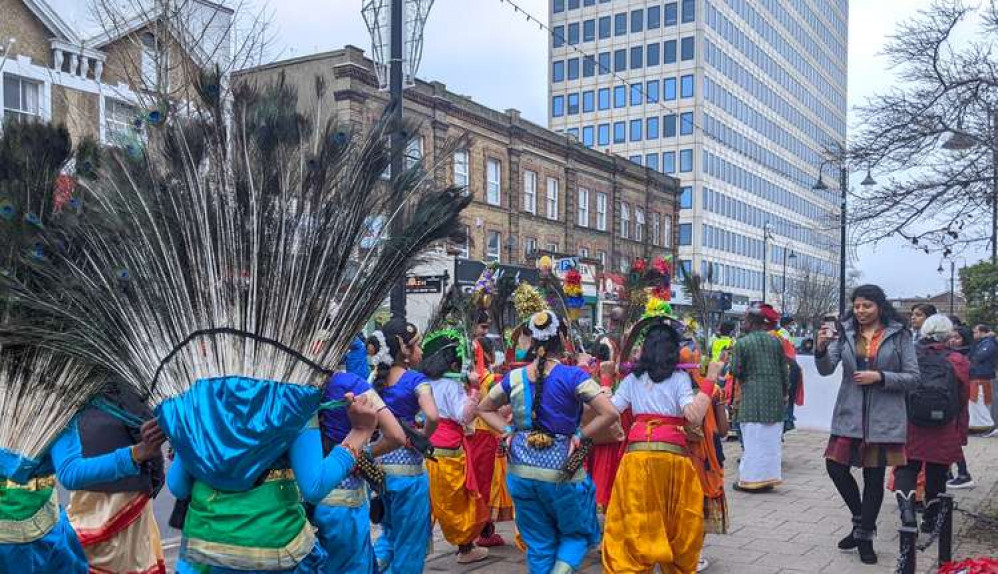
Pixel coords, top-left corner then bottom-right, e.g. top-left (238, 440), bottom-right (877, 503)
top-left (969, 395), bottom-right (995, 432)
top-left (738, 422), bottom-right (783, 490)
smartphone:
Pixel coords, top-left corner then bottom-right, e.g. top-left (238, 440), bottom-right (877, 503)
top-left (821, 313), bottom-right (839, 340)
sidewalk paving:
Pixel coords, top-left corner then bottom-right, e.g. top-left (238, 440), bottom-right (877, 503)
top-left (165, 429), bottom-right (998, 572)
top-left (422, 429), bottom-right (998, 573)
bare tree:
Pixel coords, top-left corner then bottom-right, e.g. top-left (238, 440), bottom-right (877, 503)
top-left (788, 261), bottom-right (840, 328)
top-left (86, 0), bottom-right (276, 113)
top-left (848, 0), bottom-right (998, 256)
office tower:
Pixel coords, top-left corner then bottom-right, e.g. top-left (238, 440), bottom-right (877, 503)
top-left (549, 0), bottom-right (847, 310)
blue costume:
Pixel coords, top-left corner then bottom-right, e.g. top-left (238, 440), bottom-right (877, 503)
top-left (488, 364), bottom-right (603, 574)
top-left (314, 372), bottom-right (378, 574)
top-left (345, 335), bottom-right (372, 380)
top-left (373, 370), bottom-right (433, 574)
top-left (0, 418), bottom-right (140, 574)
top-left (160, 377), bottom-right (357, 574)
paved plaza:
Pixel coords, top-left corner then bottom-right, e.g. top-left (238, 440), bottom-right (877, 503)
top-left (164, 430), bottom-right (998, 573)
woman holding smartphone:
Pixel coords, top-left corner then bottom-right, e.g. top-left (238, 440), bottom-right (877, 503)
top-left (816, 285), bottom-right (919, 566)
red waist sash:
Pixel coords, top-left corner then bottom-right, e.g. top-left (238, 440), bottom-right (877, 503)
top-left (627, 414), bottom-right (688, 448)
top-left (430, 419), bottom-right (466, 450)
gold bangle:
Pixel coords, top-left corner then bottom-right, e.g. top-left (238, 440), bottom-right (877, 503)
top-left (340, 442), bottom-right (361, 461)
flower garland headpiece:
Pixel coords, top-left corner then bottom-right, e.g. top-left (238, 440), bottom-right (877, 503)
top-left (528, 310), bottom-right (560, 343)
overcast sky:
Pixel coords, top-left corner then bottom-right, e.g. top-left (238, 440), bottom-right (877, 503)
top-left (251, 1), bottom-right (986, 298)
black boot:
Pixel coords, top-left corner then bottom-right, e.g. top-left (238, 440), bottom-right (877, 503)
top-left (837, 515), bottom-right (862, 550)
top-left (857, 538), bottom-right (878, 565)
top-left (921, 498), bottom-right (940, 535)
top-left (896, 491), bottom-right (918, 528)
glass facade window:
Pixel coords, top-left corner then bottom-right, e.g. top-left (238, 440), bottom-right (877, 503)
top-left (583, 19), bottom-right (595, 42)
top-left (554, 0), bottom-right (564, 13)
top-left (647, 116), bottom-right (659, 139)
top-left (553, 61), bottom-right (565, 82)
top-left (630, 84), bottom-right (642, 106)
top-left (598, 52), bottom-right (610, 74)
top-left (629, 119), bottom-right (642, 141)
top-left (582, 90), bottom-right (594, 112)
top-left (680, 74), bottom-right (694, 98)
top-left (679, 149), bottom-right (693, 172)
top-left (578, 188), bottom-right (590, 227)
top-left (664, 40), bottom-right (677, 63)
top-left (646, 42), bottom-right (660, 66)
top-left (681, 0), bottom-right (695, 23)
top-left (663, 151), bottom-right (676, 173)
top-left (613, 86), bottom-right (626, 108)
top-left (678, 223), bottom-right (692, 246)
top-left (582, 126), bottom-right (594, 147)
top-left (630, 46), bottom-right (643, 69)
top-left (486, 159), bottom-right (501, 206)
top-left (679, 186), bottom-right (693, 209)
top-left (646, 79), bottom-right (659, 103)
top-left (647, 5), bottom-right (661, 29)
top-left (629, 155), bottom-right (642, 165)
top-left (631, 9), bottom-right (643, 33)
top-left (664, 77), bottom-right (677, 100)
top-left (596, 192), bottom-right (607, 231)
top-left (568, 23), bottom-right (579, 45)
top-left (614, 49), bottom-right (626, 72)
top-left (583, 56), bottom-right (595, 77)
top-left (664, 2), bottom-right (677, 26)
top-left (613, 121), bottom-right (626, 143)
top-left (552, 96), bottom-right (564, 117)
top-left (681, 36), bottom-right (695, 61)
top-left (645, 153), bottom-right (659, 171)
top-left (664, 114), bottom-right (677, 137)
top-left (567, 93), bottom-right (579, 114)
top-left (614, 12), bottom-right (627, 36)
top-left (553, 26), bottom-right (564, 48)
top-left (598, 123), bottom-right (610, 146)
top-left (546, 177), bottom-right (560, 220)
top-left (567, 58), bottom-right (580, 80)
top-left (680, 112), bottom-right (694, 134)
top-left (598, 88), bottom-right (610, 110)
top-left (568, 0), bottom-right (579, 9)
top-left (523, 170), bottom-right (537, 214)
top-left (598, 16), bottom-right (611, 39)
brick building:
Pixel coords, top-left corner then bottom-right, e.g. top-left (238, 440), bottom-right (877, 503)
top-left (235, 46), bottom-right (680, 273)
top-left (0, 0), bottom-right (231, 144)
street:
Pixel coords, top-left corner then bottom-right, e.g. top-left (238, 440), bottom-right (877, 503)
top-left (159, 429), bottom-right (998, 572)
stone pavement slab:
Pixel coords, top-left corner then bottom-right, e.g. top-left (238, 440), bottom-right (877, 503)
top-left (165, 430), bottom-right (998, 572)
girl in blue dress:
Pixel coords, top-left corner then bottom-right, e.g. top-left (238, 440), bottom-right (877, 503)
top-left (368, 319), bottom-right (440, 573)
top-left (477, 310), bottom-right (620, 574)
top-left (315, 369), bottom-right (405, 574)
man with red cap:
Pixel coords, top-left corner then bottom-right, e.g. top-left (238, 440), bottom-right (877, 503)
top-left (730, 303), bottom-right (790, 492)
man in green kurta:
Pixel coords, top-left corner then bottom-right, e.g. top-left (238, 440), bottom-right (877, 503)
top-left (730, 303), bottom-right (789, 492)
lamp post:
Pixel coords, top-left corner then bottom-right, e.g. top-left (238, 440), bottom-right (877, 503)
top-left (363, 0), bottom-right (435, 321)
top-left (938, 259), bottom-right (961, 316)
top-left (782, 247), bottom-right (797, 313)
top-left (814, 159), bottom-right (877, 316)
top-left (762, 223), bottom-right (772, 304)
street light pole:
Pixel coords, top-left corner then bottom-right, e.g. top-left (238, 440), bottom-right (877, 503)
top-left (992, 106), bottom-right (997, 264)
top-left (839, 165), bottom-right (848, 317)
top-left (762, 223), bottom-right (771, 304)
top-left (388, 0), bottom-right (406, 320)
top-left (950, 260), bottom-right (956, 316)
top-left (782, 248), bottom-right (796, 312)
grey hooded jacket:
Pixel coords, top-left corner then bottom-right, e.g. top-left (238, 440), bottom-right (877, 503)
top-left (816, 318), bottom-right (920, 444)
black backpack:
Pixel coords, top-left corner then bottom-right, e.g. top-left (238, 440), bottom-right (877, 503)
top-left (909, 349), bottom-right (959, 427)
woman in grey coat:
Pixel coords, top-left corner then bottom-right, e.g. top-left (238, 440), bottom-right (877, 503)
top-left (816, 284), bottom-right (919, 565)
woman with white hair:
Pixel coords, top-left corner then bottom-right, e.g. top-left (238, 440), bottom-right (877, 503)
top-left (895, 314), bottom-right (970, 536)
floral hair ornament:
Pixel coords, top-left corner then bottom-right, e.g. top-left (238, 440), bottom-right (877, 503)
top-left (528, 310), bottom-right (560, 343)
top-left (422, 328), bottom-right (469, 370)
top-left (367, 330), bottom-right (392, 368)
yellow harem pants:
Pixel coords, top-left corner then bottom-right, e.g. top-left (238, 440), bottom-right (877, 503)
top-left (601, 449), bottom-right (704, 574)
top-left (426, 448), bottom-right (488, 547)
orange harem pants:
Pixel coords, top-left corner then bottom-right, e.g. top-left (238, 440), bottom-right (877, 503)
top-left (602, 449), bottom-right (704, 574)
top-left (426, 448), bottom-right (489, 546)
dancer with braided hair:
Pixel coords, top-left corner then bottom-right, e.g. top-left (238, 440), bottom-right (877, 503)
top-left (478, 310), bottom-right (619, 574)
top-left (421, 330), bottom-right (490, 564)
top-left (314, 365), bottom-right (405, 574)
top-left (602, 318), bottom-right (714, 574)
top-left (368, 318), bottom-right (439, 574)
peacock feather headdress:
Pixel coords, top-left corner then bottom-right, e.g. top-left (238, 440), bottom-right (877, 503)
top-left (1, 73), bottom-right (471, 488)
